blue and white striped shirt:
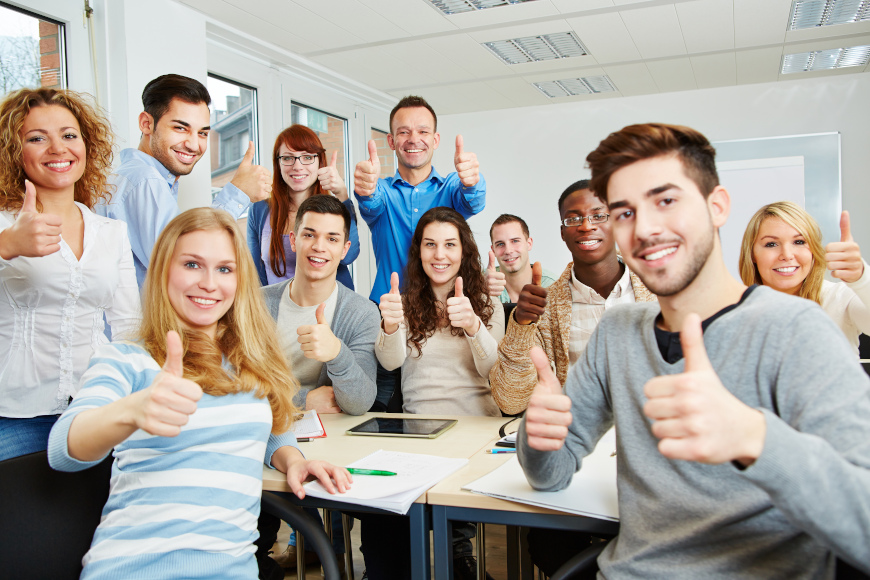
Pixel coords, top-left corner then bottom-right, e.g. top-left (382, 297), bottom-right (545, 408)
top-left (48, 341), bottom-right (297, 580)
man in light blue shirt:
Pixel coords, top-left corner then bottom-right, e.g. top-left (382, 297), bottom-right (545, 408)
top-left (353, 95), bottom-right (486, 302)
top-left (97, 74), bottom-right (271, 287)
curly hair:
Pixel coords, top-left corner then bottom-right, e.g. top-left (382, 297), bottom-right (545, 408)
top-left (141, 208), bottom-right (299, 434)
top-left (0, 87), bottom-right (114, 212)
top-left (267, 124), bottom-right (327, 279)
top-left (402, 207), bottom-right (493, 357)
top-left (738, 201), bottom-right (826, 305)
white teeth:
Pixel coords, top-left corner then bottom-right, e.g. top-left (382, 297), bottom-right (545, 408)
top-left (407, 149), bottom-right (423, 153)
top-left (579, 240), bottom-right (599, 246)
top-left (432, 264), bottom-right (449, 270)
top-left (774, 266), bottom-right (797, 273)
top-left (310, 257), bottom-right (326, 264)
top-left (191, 297), bottom-right (217, 305)
top-left (175, 151), bottom-right (195, 160)
top-left (46, 161), bottom-right (71, 168)
top-left (643, 247), bottom-right (677, 261)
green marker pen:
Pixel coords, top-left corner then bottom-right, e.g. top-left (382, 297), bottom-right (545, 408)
top-left (346, 468), bottom-right (397, 476)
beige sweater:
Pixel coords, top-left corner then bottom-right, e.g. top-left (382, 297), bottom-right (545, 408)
top-left (376, 299), bottom-right (505, 416)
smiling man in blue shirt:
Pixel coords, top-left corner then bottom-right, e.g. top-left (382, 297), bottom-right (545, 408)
top-left (97, 74), bottom-right (271, 287)
top-left (353, 95), bottom-right (486, 303)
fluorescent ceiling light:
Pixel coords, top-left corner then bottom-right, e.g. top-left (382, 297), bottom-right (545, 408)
top-left (781, 44), bottom-right (870, 72)
top-left (789, 0), bottom-right (870, 29)
top-left (484, 32), bottom-right (588, 65)
top-left (427, 0), bottom-right (538, 15)
top-left (533, 76), bottom-right (617, 98)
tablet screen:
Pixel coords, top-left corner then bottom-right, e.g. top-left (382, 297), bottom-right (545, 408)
top-left (346, 418), bottom-right (457, 438)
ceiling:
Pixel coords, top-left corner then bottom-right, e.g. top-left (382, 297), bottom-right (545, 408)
top-left (177, 0), bottom-right (870, 114)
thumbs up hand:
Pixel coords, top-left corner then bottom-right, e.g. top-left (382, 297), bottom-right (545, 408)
top-left (0, 180), bottom-right (63, 260)
top-left (514, 262), bottom-right (547, 325)
top-left (230, 141), bottom-right (272, 203)
top-left (825, 211), bottom-right (864, 283)
top-left (447, 276), bottom-right (480, 335)
top-left (485, 251), bottom-right (506, 297)
top-left (317, 151), bottom-right (348, 201)
top-left (525, 347), bottom-right (572, 451)
top-left (454, 135), bottom-right (480, 187)
top-left (379, 272), bottom-right (404, 334)
top-left (297, 303), bottom-right (341, 362)
top-left (134, 331), bottom-right (203, 437)
top-left (643, 314), bottom-right (766, 466)
top-left (354, 140), bottom-right (381, 197)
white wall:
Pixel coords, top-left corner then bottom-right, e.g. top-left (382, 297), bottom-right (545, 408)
top-left (435, 73), bottom-right (870, 273)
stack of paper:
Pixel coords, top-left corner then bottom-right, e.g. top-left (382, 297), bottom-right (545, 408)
top-left (462, 429), bottom-right (619, 521)
top-left (303, 450), bottom-right (468, 514)
top-left (291, 410), bottom-right (326, 439)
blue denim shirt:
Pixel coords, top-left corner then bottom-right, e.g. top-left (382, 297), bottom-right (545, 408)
top-left (355, 167), bottom-right (485, 301)
top-left (96, 149), bottom-right (250, 288)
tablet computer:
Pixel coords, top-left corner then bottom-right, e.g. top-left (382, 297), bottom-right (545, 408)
top-left (346, 418), bottom-right (458, 439)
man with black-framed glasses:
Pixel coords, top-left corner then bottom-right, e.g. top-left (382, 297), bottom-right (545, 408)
top-left (489, 179), bottom-right (656, 575)
top-left (491, 179), bottom-right (656, 415)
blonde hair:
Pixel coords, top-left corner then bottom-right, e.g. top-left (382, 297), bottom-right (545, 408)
top-left (140, 208), bottom-right (299, 433)
top-left (0, 88), bottom-right (114, 211)
top-left (738, 201), bottom-right (826, 304)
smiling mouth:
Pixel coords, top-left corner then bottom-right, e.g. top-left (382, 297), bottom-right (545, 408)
top-left (174, 150), bottom-right (197, 163)
top-left (308, 257), bottom-right (327, 266)
top-left (774, 266), bottom-right (798, 273)
top-left (45, 161), bottom-right (72, 169)
top-left (189, 296), bottom-right (218, 306)
top-left (577, 240), bottom-right (602, 249)
top-left (405, 149), bottom-right (424, 153)
top-left (642, 247), bottom-right (678, 261)
top-left (431, 264), bottom-right (450, 271)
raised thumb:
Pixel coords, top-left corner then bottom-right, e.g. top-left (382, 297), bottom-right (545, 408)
top-left (163, 330), bottom-right (184, 377)
top-left (531, 262), bottom-right (542, 286)
top-left (455, 134), bottom-right (464, 157)
top-left (21, 179), bottom-right (37, 213)
top-left (530, 347), bottom-right (560, 394)
top-left (367, 140), bottom-right (379, 166)
top-left (315, 303), bottom-right (327, 325)
top-left (454, 276), bottom-right (463, 298)
top-left (390, 271), bottom-right (400, 294)
top-left (488, 250), bottom-right (497, 271)
top-left (680, 313), bottom-right (712, 373)
top-left (840, 210), bottom-right (853, 243)
top-left (329, 150), bottom-right (338, 168)
top-left (240, 141), bottom-right (255, 166)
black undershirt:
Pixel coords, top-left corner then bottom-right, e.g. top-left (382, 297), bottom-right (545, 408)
top-left (653, 285), bottom-right (758, 363)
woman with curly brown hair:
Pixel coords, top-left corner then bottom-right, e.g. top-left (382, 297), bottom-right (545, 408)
top-left (0, 88), bottom-right (139, 460)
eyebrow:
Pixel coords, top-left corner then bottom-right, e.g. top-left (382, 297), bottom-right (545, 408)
top-left (171, 119), bottom-right (210, 131)
top-left (180, 253), bottom-right (236, 264)
top-left (422, 237), bottom-right (458, 242)
top-left (24, 126), bottom-right (79, 135)
top-left (760, 233), bottom-right (804, 240)
top-left (566, 206), bottom-right (606, 214)
top-left (302, 226), bottom-right (343, 237)
top-left (608, 183), bottom-right (678, 209)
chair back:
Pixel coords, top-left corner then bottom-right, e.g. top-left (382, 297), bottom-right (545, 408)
top-left (0, 450), bottom-right (112, 580)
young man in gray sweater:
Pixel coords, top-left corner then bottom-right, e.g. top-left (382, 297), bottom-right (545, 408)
top-left (519, 123), bottom-right (870, 578)
top-left (257, 195), bottom-right (379, 575)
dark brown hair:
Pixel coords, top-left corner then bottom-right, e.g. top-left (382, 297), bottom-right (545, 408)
top-left (142, 74), bottom-right (211, 124)
top-left (403, 207), bottom-right (493, 357)
top-left (294, 194), bottom-right (350, 240)
top-left (267, 124), bottom-right (327, 279)
top-left (489, 213), bottom-right (529, 240)
top-left (389, 95), bottom-right (437, 133)
top-left (586, 123), bottom-right (718, 202)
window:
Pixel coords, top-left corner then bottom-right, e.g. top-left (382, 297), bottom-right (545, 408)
top-left (207, 74), bottom-right (257, 193)
top-left (291, 103), bottom-right (347, 183)
top-left (0, 2), bottom-right (65, 94)
top-left (371, 128), bottom-right (395, 179)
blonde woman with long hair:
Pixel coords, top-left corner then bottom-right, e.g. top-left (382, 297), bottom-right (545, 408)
top-left (0, 87), bottom-right (139, 460)
top-left (47, 208), bottom-right (350, 579)
top-left (739, 201), bottom-right (870, 354)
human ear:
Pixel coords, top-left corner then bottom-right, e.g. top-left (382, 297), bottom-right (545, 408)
top-left (386, 133), bottom-right (396, 151)
top-left (289, 231), bottom-right (297, 253)
top-left (341, 240), bottom-right (351, 260)
top-left (138, 112), bottom-right (155, 135)
top-left (707, 186), bottom-right (731, 229)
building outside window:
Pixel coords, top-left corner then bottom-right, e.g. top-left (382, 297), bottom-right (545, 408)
top-left (0, 2), bottom-right (65, 95)
top-left (207, 74), bottom-right (256, 197)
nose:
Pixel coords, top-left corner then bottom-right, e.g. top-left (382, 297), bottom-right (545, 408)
top-left (198, 268), bottom-right (217, 292)
top-left (578, 216), bottom-right (598, 232)
top-left (633, 209), bottom-right (663, 241)
top-left (780, 244), bottom-right (794, 260)
top-left (47, 135), bottom-right (68, 155)
top-left (433, 244), bottom-right (446, 259)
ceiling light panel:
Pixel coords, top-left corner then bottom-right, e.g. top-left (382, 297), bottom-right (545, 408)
top-left (484, 32), bottom-right (588, 65)
top-left (781, 44), bottom-right (870, 72)
top-left (533, 75), bottom-right (617, 98)
top-left (428, 0), bottom-right (538, 16)
top-left (789, 0), bottom-right (870, 30)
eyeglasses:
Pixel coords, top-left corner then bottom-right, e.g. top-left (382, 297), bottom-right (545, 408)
top-left (277, 154), bottom-right (318, 166)
top-left (561, 214), bottom-right (609, 227)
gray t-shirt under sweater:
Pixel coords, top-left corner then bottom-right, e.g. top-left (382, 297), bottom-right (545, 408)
top-left (519, 285), bottom-right (870, 579)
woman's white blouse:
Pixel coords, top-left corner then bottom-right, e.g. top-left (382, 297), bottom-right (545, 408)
top-left (0, 202), bottom-right (141, 417)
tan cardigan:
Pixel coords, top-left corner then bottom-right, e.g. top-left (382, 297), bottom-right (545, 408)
top-left (489, 262), bottom-right (656, 415)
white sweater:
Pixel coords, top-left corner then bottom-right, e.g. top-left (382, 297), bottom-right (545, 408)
top-left (820, 262), bottom-right (870, 356)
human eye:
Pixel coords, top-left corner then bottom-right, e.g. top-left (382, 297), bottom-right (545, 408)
top-left (302, 155), bottom-right (315, 163)
top-left (302, 232), bottom-right (313, 238)
top-left (199, 130), bottom-right (209, 138)
top-left (613, 209), bottom-right (634, 221)
top-left (794, 239), bottom-right (806, 245)
top-left (657, 197), bottom-right (675, 207)
top-left (592, 214), bottom-right (607, 221)
top-left (764, 242), bottom-right (778, 248)
top-left (63, 132), bottom-right (79, 140)
top-left (184, 261), bottom-right (200, 269)
top-left (26, 135), bottom-right (44, 143)
top-left (218, 265), bottom-right (234, 274)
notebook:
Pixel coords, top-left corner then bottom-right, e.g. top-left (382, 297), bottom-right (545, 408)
top-left (290, 410), bottom-right (326, 439)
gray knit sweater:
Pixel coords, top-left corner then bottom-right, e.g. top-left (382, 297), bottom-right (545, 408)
top-left (262, 280), bottom-right (379, 415)
top-left (519, 286), bottom-right (870, 578)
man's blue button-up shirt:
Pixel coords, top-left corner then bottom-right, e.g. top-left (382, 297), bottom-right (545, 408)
top-left (355, 167), bottom-right (485, 301)
top-left (96, 148), bottom-right (250, 288)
